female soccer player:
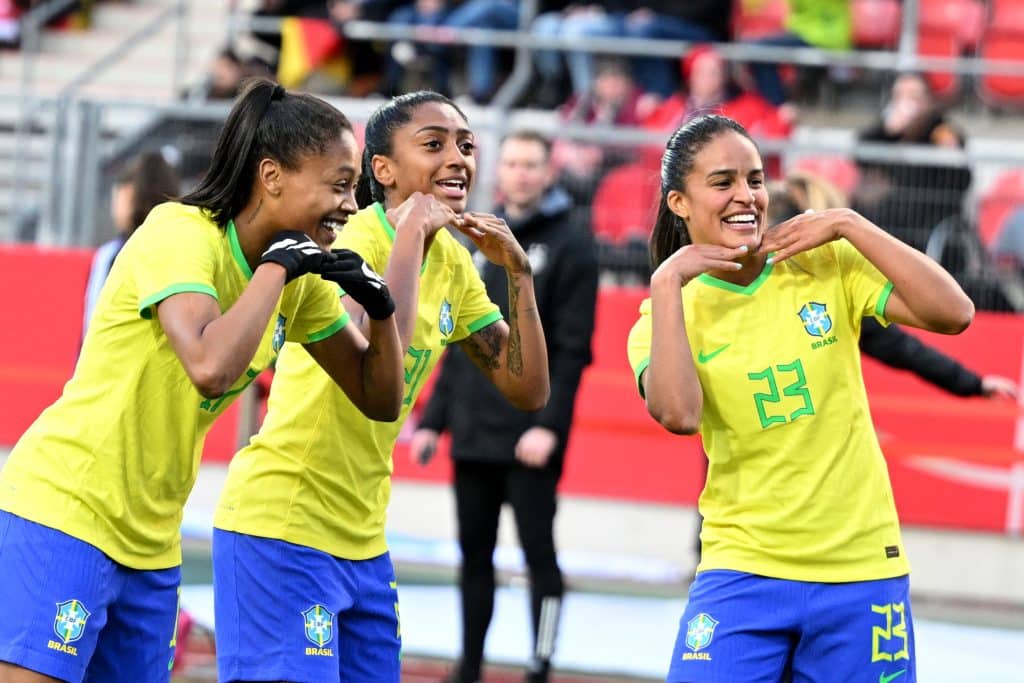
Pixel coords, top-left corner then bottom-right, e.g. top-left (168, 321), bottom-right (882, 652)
top-left (0, 79), bottom-right (403, 683)
top-left (212, 91), bottom-right (550, 683)
top-left (627, 114), bottom-right (973, 683)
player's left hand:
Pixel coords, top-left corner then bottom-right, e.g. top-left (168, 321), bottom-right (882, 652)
top-left (515, 427), bottom-right (558, 468)
top-left (758, 208), bottom-right (854, 264)
top-left (315, 249), bottom-right (396, 320)
top-left (981, 375), bottom-right (1018, 400)
top-left (456, 212), bottom-right (530, 275)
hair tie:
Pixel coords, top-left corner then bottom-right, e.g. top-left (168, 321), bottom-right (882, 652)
top-left (271, 84), bottom-right (286, 101)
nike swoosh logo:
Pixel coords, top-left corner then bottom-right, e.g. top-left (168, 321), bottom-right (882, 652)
top-left (697, 344), bottom-right (730, 364)
top-left (879, 670), bottom-right (907, 683)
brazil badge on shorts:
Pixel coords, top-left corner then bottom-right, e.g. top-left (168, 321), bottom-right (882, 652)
top-left (683, 612), bottom-right (718, 661)
top-left (51, 599), bottom-right (91, 654)
top-left (302, 604), bottom-right (334, 656)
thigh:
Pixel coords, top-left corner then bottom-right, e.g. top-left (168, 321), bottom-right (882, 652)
top-left (453, 461), bottom-right (505, 558)
top-left (506, 466), bottom-right (558, 556)
top-left (0, 511), bottom-right (117, 683)
top-left (667, 570), bottom-right (796, 683)
top-left (213, 530), bottom-right (348, 683)
top-left (794, 576), bottom-right (915, 683)
top-left (337, 553), bottom-right (401, 683)
top-left (86, 566), bottom-right (181, 683)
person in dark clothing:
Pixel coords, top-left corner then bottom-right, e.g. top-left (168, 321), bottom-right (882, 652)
top-left (411, 130), bottom-right (599, 683)
top-left (853, 73), bottom-right (973, 253)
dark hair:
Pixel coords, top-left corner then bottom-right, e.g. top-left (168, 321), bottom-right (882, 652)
top-left (355, 91), bottom-right (468, 208)
top-left (501, 129), bottom-right (552, 160)
top-left (117, 151), bottom-right (180, 234)
top-left (649, 114), bottom-right (756, 268)
top-left (180, 78), bottom-right (353, 227)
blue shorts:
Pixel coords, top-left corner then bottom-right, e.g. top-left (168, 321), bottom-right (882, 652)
top-left (667, 570), bottom-right (915, 683)
top-left (0, 510), bottom-right (181, 683)
top-left (213, 529), bottom-right (401, 683)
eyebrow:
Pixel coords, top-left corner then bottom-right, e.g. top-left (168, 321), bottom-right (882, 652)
top-left (414, 125), bottom-right (474, 136)
top-left (706, 167), bottom-right (764, 178)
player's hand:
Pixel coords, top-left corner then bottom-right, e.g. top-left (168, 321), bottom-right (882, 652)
top-left (651, 243), bottom-right (750, 288)
top-left (258, 231), bottom-right (330, 282)
top-left (385, 191), bottom-right (460, 240)
top-left (409, 428), bottom-right (439, 465)
top-left (456, 212), bottom-right (530, 275)
top-left (981, 375), bottom-right (1018, 400)
top-left (758, 208), bottom-right (852, 264)
top-left (315, 250), bottom-right (396, 320)
top-left (515, 427), bottom-right (558, 468)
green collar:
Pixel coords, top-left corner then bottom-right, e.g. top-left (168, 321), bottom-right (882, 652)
top-left (697, 260), bottom-right (773, 295)
top-left (227, 219), bottom-right (253, 280)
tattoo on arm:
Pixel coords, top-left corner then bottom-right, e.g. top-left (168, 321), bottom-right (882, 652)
top-left (507, 278), bottom-right (523, 377)
top-left (463, 323), bottom-right (502, 372)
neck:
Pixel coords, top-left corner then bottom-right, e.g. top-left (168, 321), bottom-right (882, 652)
top-left (503, 200), bottom-right (538, 221)
top-left (708, 253), bottom-right (767, 287)
top-left (233, 198), bottom-right (273, 272)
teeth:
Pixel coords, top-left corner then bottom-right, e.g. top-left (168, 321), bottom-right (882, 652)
top-left (724, 215), bottom-right (755, 224)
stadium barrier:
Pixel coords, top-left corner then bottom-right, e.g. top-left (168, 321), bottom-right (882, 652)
top-left (2, 243), bottom-right (1022, 535)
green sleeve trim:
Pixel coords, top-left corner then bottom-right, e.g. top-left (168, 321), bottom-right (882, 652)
top-left (139, 283), bottom-right (218, 319)
top-left (306, 312), bottom-right (350, 343)
top-left (874, 281), bottom-right (894, 321)
top-left (467, 310), bottom-right (503, 334)
top-left (633, 357), bottom-right (650, 399)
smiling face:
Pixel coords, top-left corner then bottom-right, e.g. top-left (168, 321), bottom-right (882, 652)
top-left (274, 128), bottom-right (360, 249)
top-left (374, 101), bottom-right (476, 213)
top-left (667, 130), bottom-right (767, 251)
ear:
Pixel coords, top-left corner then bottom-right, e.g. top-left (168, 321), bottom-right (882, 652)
top-left (370, 154), bottom-right (395, 191)
top-left (666, 189), bottom-right (689, 222)
top-left (257, 157), bottom-right (283, 197)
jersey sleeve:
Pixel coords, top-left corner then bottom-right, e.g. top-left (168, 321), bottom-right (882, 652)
top-left (285, 276), bottom-right (350, 344)
top-left (833, 238), bottom-right (894, 325)
top-left (451, 246), bottom-right (501, 343)
top-left (626, 298), bottom-right (654, 397)
top-left (130, 205), bottom-right (220, 319)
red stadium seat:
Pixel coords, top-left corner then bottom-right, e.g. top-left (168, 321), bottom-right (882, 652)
top-left (731, 0), bottom-right (788, 41)
top-left (978, 35), bottom-right (1024, 107)
top-left (591, 162), bottom-right (661, 245)
top-left (977, 168), bottom-right (1024, 246)
top-left (916, 0), bottom-right (987, 98)
top-left (852, 0), bottom-right (902, 49)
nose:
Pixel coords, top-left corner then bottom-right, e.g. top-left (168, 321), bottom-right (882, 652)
top-left (735, 180), bottom-right (756, 204)
top-left (444, 140), bottom-right (468, 169)
top-left (338, 187), bottom-right (357, 214)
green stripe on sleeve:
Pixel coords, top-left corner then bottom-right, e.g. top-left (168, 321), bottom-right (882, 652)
top-left (139, 283), bottom-right (218, 319)
top-left (306, 312), bottom-right (350, 343)
top-left (633, 357), bottom-right (650, 399)
top-left (874, 281), bottom-right (895, 321)
top-left (467, 310), bottom-right (503, 334)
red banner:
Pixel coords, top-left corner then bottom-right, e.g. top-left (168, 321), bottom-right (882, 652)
top-left (2, 245), bottom-right (1022, 533)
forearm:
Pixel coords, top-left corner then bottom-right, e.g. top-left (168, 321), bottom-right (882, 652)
top-left (646, 278), bottom-right (702, 434)
top-left (500, 270), bottom-right (550, 410)
top-left (384, 223), bottom-right (428, 349)
top-left (191, 264), bottom-right (285, 396)
top-left (356, 315), bottom-right (404, 420)
top-left (841, 215), bottom-right (973, 333)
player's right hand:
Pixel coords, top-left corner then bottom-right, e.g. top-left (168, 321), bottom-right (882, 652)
top-left (652, 244), bottom-right (749, 288)
top-left (409, 428), bottom-right (439, 465)
top-left (386, 191), bottom-right (460, 239)
top-left (258, 230), bottom-right (330, 283)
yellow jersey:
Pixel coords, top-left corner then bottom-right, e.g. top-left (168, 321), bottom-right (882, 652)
top-left (627, 239), bottom-right (909, 582)
top-left (215, 203), bottom-right (502, 559)
top-left (0, 203), bottom-right (348, 569)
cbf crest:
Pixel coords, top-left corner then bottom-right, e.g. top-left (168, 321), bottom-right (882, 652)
top-left (272, 313), bottom-right (287, 353)
top-left (53, 599), bottom-right (91, 644)
top-left (438, 299), bottom-right (454, 338)
top-left (685, 613), bottom-right (718, 652)
top-left (798, 301), bottom-right (832, 338)
top-left (302, 604), bottom-right (334, 647)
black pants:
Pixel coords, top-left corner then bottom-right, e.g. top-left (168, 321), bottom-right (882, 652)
top-left (453, 459), bottom-right (565, 680)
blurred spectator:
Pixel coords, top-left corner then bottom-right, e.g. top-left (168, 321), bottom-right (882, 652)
top-left (744, 0), bottom-right (851, 107)
top-left (531, 1), bottom-right (622, 101)
top-left (442, 0), bottom-right (520, 104)
top-left (325, 0), bottom-right (405, 95)
top-left (380, 0), bottom-right (452, 95)
top-left (83, 151), bottom-right (179, 337)
top-left (643, 45), bottom-right (794, 139)
top-left (552, 57), bottom-right (645, 208)
top-left (412, 130), bottom-right (598, 683)
top-left (532, 2), bottom-right (728, 102)
top-left (2, 0), bottom-right (100, 48)
top-left (992, 206), bottom-right (1024, 271)
top-left (852, 72), bottom-right (972, 252)
top-left (205, 48), bottom-right (274, 100)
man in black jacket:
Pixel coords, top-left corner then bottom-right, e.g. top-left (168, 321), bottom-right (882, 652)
top-left (411, 130), bottom-right (598, 683)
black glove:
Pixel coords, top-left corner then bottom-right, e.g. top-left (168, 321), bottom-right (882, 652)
top-left (258, 231), bottom-right (329, 283)
top-left (315, 249), bottom-right (396, 320)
